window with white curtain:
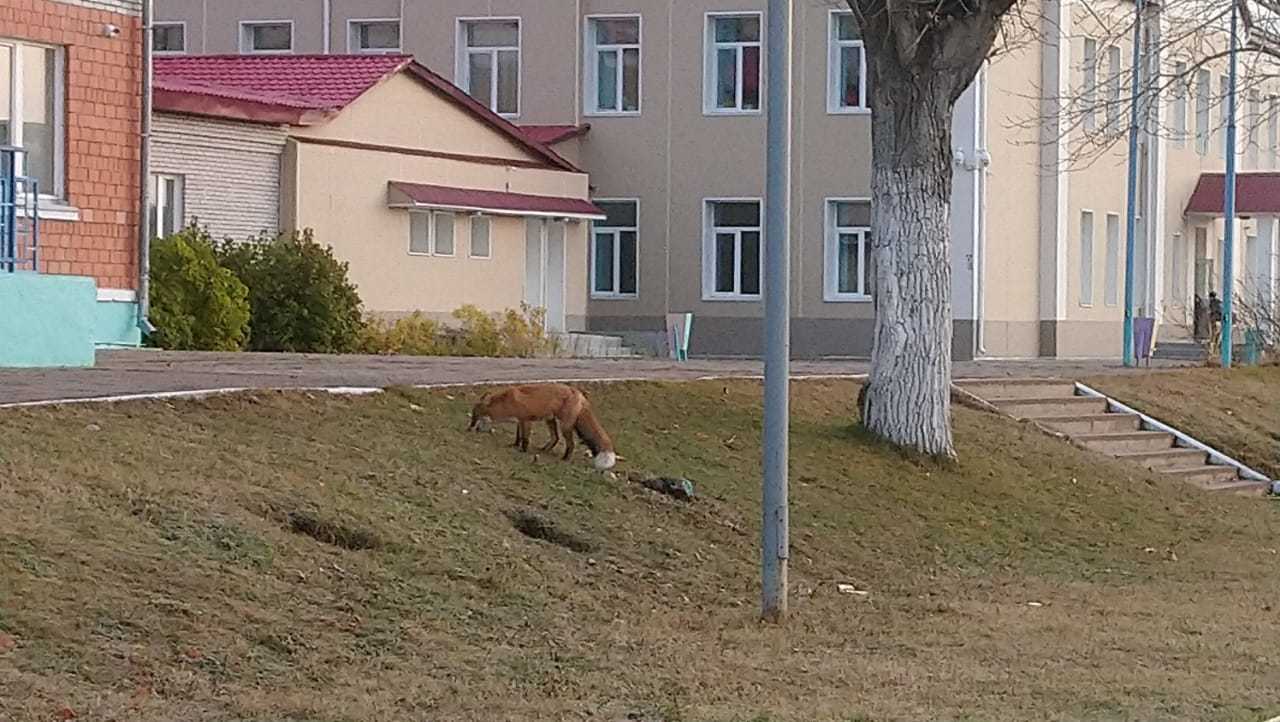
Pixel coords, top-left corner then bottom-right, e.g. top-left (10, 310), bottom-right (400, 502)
top-left (458, 19), bottom-right (520, 116)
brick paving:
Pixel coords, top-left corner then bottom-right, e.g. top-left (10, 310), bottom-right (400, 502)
top-left (0, 350), bottom-right (1193, 406)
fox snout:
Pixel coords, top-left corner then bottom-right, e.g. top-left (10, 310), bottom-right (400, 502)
top-left (468, 408), bottom-right (492, 433)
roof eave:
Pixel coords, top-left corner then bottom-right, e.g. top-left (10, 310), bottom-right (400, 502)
top-left (154, 88), bottom-right (310, 126)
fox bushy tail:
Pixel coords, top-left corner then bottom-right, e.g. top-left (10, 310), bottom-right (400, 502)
top-left (573, 403), bottom-right (616, 470)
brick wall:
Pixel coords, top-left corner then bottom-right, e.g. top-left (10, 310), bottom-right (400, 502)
top-left (1, 0), bottom-right (141, 291)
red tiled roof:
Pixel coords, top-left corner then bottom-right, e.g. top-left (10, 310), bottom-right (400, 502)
top-left (387, 181), bottom-right (605, 220)
top-left (155, 54), bottom-right (411, 114)
top-left (1185, 172), bottom-right (1280, 215)
top-left (154, 54), bottom-right (579, 173)
top-left (520, 124), bottom-right (591, 145)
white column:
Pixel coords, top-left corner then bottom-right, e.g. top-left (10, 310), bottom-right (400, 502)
top-left (1037, 0), bottom-right (1071, 355)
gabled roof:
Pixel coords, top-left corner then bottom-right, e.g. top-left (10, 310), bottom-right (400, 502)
top-left (1185, 172), bottom-right (1280, 215)
top-left (153, 54), bottom-right (579, 172)
top-left (520, 124), bottom-right (591, 146)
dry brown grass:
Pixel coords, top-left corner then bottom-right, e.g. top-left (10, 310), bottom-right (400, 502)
top-left (0, 379), bottom-right (1277, 722)
top-left (1088, 365), bottom-right (1280, 478)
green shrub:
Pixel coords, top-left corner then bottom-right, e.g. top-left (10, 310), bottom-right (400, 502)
top-left (218, 230), bottom-right (365, 354)
top-left (148, 227), bottom-right (251, 351)
top-left (359, 312), bottom-right (445, 356)
top-left (359, 305), bottom-right (555, 358)
top-left (452, 303), bottom-right (554, 357)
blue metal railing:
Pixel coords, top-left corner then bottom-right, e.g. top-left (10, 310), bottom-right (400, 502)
top-left (1, 145), bottom-right (40, 273)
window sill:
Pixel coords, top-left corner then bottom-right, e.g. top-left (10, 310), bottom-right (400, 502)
top-left (824, 295), bottom-right (873, 303)
top-left (702, 294), bottom-right (761, 302)
top-left (17, 202), bottom-right (81, 222)
top-left (703, 109), bottom-right (763, 117)
top-left (584, 110), bottom-right (642, 118)
top-left (828, 106), bottom-right (872, 116)
top-left (591, 293), bottom-right (639, 300)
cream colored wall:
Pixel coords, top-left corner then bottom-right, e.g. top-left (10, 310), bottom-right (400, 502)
top-left (981, 38), bottom-right (1044, 357)
top-left (288, 141), bottom-right (588, 319)
top-left (291, 72), bottom-right (545, 164)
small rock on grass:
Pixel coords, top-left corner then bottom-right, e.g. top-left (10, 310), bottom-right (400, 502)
top-left (626, 472), bottom-right (695, 501)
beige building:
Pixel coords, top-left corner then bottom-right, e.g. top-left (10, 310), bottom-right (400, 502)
top-left (151, 54), bottom-right (599, 330)
top-left (151, 0), bottom-right (1279, 359)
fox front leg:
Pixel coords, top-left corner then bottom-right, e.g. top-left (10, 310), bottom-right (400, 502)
top-left (540, 419), bottom-right (561, 453)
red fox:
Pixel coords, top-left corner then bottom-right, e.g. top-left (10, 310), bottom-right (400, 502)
top-left (467, 383), bottom-right (617, 470)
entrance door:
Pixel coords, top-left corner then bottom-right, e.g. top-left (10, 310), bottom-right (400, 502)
top-left (1194, 227), bottom-right (1213, 297)
top-left (544, 221), bottom-right (566, 333)
top-left (525, 218), bottom-right (544, 310)
top-left (523, 218), bottom-right (567, 333)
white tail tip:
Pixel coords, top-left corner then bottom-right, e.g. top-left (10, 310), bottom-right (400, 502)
top-left (594, 451), bottom-right (617, 470)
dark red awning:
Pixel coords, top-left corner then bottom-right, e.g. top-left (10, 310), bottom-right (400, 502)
top-left (387, 181), bottom-right (605, 220)
top-left (1185, 172), bottom-right (1280, 215)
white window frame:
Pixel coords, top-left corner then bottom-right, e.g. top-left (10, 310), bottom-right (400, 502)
top-left (1082, 38), bottom-right (1097, 132)
top-left (1247, 89), bottom-right (1261, 168)
top-left (703, 11), bottom-right (764, 116)
top-left (1219, 74), bottom-right (1231, 158)
top-left (584, 14), bottom-right (642, 116)
top-left (824, 198), bottom-right (873, 302)
top-left (468, 213), bottom-right (492, 259)
top-left (150, 173), bottom-right (185, 239)
top-left (347, 18), bottom-right (401, 54)
top-left (1105, 212), bottom-right (1121, 307)
top-left (702, 198), bottom-right (763, 301)
top-left (1, 38), bottom-right (68, 206)
top-left (152, 21), bottom-right (187, 55)
top-left (239, 20), bottom-right (294, 55)
top-left (826, 11), bottom-right (868, 114)
top-left (1079, 209), bottom-right (1094, 307)
top-left (1171, 61), bottom-right (1187, 148)
top-left (408, 210), bottom-right (457, 258)
top-left (1195, 69), bottom-right (1211, 155)
top-left (1106, 45), bottom-right (1122, 133)
top-left (590, 198), bottom-right (640, 299)
top-left (1264, 94), bottom-right (1274, 170)
top-left (456, 17), bottom-right (522, 118)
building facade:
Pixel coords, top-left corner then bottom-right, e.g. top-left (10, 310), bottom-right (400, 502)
top-left (152, 54), bottom-right (600, 329)
top-left (1, 0), bottom-right (144, 366)
top-left (151, 0), bottom-right (1279, 359)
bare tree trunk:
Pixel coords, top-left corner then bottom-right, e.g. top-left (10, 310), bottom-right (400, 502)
top-left (861, 74), bottom-right (958, 460)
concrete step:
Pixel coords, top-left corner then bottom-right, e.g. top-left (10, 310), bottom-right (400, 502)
top-left (1198, 478), bottom-right (1270, 495)
top-left (955, 378), bottom-right (1078, 400)
top-left (1153, 341), bottom-right (1207, 361)
top-left (553, 332), bottom-right (634, 359)
top-left (1074, 430), bottom-right (1175, 454)
top-left (1163, 464), bottom-right (1243, 486)
top-left (995, 396), bottom-right (1109, 419)
top-left (1032, 413), bottom-right (1142, 434)
top-left (1115, 448), bottom-right (1208, 471)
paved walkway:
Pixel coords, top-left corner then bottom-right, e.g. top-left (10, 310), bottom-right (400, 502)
top-left (0, 350), bottom-right (1191, 406)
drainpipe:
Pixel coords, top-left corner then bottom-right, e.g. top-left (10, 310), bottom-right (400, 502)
top-left (975, 63), bottom-right (990, 357)
top-left (137, 0), bottom-right (155, 336)
top-left (323, 0), bottom-right (332, 54)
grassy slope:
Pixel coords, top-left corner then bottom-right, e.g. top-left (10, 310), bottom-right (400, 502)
top-left (0, 379), bottom-right (1277, 722)
top-left (1088, 365), bottom-right (1280, 478)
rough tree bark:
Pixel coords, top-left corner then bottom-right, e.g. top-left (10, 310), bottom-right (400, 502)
top-left (848, 0), bottom-right (1019, 460)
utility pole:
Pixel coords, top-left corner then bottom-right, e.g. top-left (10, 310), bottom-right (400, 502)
top-left (1222, 0), bottom-right (1240, 368)
top-left (761, 0), bottom-right (791, 623)
top-left (1121, 0), bottom-right (1145, 367)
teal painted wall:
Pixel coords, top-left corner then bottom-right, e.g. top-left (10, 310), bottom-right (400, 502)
top-left (95, 300), bottom-right (143, 347)
top-left (0, 273), bottom-right (97, 367)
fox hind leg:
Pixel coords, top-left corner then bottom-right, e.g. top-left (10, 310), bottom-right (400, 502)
top-left (560, 422), bottom-right (575, 461)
